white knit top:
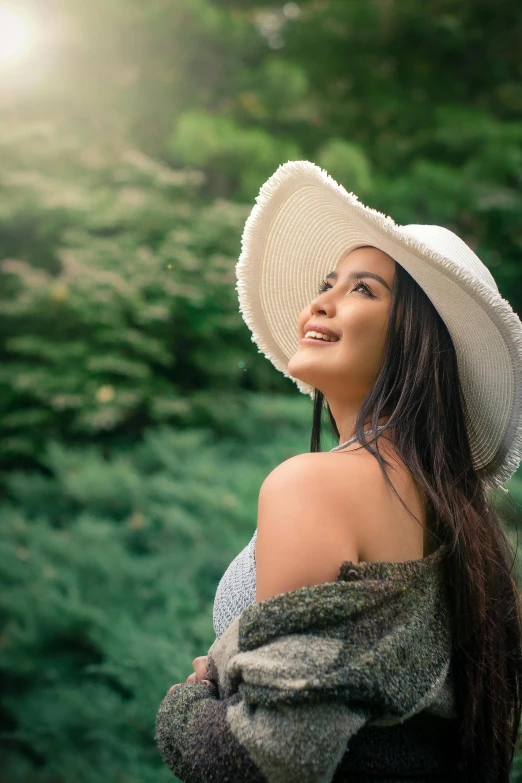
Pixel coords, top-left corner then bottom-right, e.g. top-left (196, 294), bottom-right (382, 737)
top-left (213, 528), bottom-right (257, 639)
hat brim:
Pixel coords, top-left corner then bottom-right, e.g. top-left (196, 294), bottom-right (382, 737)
top-left (236, 160), bottom-right (522, 490)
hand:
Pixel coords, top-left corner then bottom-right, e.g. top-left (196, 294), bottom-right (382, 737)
top-left (185, 656), bottom-right (209, 684)
top-left (168, 656), bottom-right (211, 694)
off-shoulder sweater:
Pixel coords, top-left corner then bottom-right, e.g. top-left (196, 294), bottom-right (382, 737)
top-left (155, 542), bottom-right (463, 782)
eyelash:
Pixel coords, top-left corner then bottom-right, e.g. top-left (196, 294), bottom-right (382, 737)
top-left (317, 278), bottom-right (375, 298)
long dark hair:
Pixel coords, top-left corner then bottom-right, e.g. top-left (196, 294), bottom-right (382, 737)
top-left (309, 256), bottom-right (522, 781)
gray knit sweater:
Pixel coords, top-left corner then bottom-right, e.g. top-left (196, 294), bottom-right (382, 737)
top-left (155, 542), bottom-right (463, 782)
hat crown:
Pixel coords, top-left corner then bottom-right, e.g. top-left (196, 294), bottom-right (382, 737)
top-left (400, 224), bottom-right (499, 293)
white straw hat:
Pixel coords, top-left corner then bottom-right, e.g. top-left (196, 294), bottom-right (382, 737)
top-left (235, 160), bottom-right (522, 492)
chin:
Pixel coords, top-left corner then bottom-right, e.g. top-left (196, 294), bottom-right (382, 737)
top-left (287, 356), bottom-right (319, 387)
top-left (287, 354), bottom-right (302, 379)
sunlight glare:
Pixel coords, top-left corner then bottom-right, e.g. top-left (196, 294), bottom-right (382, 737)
top-left (0, 9), bottom-right (31, 60)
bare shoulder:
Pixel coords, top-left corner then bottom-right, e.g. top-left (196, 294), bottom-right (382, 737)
top-left (329, 439), bottom-right (430, 563)
top-left (255, 448), bottom-right (430, 603)
top-left (255, 452), bottom-right (369, 603)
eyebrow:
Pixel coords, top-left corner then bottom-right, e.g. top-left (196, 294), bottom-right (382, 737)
top-left (326, 270), bottom-right (391, 292)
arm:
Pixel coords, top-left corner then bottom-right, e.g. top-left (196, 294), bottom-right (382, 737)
top-left (155, 643), bottom-right (371, 783)
top-left (155, 679), bottom-right (273, 783)
top-left (155, 572), bottom-right (452, 783)
top-left (255, 453), bottom-right (361, 601)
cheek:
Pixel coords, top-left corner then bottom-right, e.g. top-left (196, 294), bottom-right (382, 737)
top-left (297, 309), bottom-right (309, 333)
top-left (341, 312), bottom-right (387, 357)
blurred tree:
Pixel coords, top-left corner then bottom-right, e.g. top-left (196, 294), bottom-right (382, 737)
top-left (168, 110), bottom-right (301, 199)
top-left (0, 395), bottom-right (314, 783)
top-left (0, 126), bottom-right (297, 472)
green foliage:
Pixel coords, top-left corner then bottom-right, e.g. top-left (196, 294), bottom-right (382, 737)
top-left (247, 57), bottom-right (310, 120)
top-left (2, 0), bottom-right (522, 469)
top-left (2, 0), bottom-right (522, 778)
top-left (0, 394), bottom-right (312, 782)
top-left (316, 139), bottom-right (373, 196)
top-left (168, 110), bottom-right (302, 200)
top-left (0, 127), bottom-right (296, 470)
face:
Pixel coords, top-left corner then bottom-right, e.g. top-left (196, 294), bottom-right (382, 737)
top-left (288, 246), bottom-right (396, 407)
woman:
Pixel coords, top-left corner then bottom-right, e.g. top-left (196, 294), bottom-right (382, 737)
top-left (155, 160), bottom-right (522, 782)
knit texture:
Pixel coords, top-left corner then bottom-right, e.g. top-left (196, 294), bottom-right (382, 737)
top-left (213, 528), bottom-right (257, 638)
top-left (155, 543), bottom-right (462, 783)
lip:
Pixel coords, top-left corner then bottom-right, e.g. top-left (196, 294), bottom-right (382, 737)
top-left (300, 337), bottom-right (339, 346)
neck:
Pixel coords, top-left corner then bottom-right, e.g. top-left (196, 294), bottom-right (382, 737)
top-left (335, 415), bottom-right (393, 448)
top-left (331, 423), bottom-right (389, 451)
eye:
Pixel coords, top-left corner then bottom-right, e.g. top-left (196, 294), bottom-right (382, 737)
top-left (317, 279), bottom-right (375, 298)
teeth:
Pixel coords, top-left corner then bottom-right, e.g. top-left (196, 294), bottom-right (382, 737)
top-left (304, 331), bottom-right (338, 342)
